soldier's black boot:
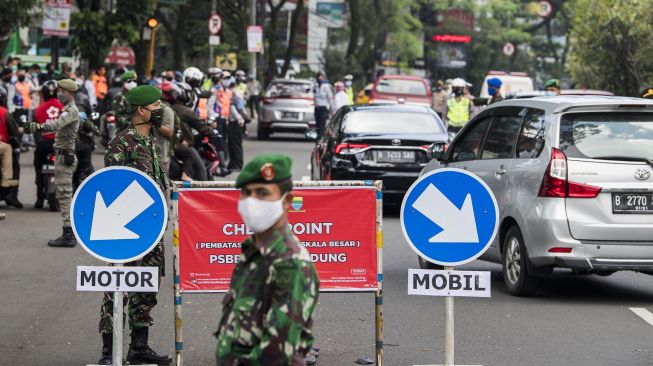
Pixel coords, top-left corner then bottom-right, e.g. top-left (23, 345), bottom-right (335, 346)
top-left (98, 333), bottom-right (112, 365)
top-left (126, 327), bottom-right (172, 365)
top-left (48, 226), bottom-right (77, 247)
top-left (5, 187), bottom-right (23, 209)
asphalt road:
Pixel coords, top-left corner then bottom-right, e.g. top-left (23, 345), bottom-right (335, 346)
top-left (1, 124), bottom-right (653, 366)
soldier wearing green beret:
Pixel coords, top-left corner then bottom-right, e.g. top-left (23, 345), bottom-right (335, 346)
top-left (97, 85), bottom-right (172, 365)
top-left (112, 70), bottom-right (139, 131)
top-left (24, 79), bottom-right (80, 247)
top-left (215, 154), bottom-right (320, 366)
top-left (544, 79), bottom-right (561, 96)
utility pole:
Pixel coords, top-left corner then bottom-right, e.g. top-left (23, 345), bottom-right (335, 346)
top-left (250, 0), bottom-right (257, 78)
top-left (209, 0), bottom-right (217, 68)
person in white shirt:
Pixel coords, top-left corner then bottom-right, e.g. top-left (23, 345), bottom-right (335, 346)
top-left (313, 71), bottom-right (333, 138)
top-left (332, 81), bottom-right (349, 112)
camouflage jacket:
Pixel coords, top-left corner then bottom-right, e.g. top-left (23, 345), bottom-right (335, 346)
top-left (215, 226), bottom-right (319, 366)
top-left (112, 91), bottom-right (132, 131)
top-left (104, 126), bottom-right (166, 190)
top-left (41, 100), bottom-right (79, 151)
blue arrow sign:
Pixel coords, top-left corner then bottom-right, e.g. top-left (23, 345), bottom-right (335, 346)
top-left (401, 168), bottom-right (499, 266)
top-left (71, 167), bottom-right (167, 263)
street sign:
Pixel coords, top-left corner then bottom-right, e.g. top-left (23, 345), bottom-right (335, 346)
top-left (42, 0), bottom-right (72, 37)
top-left (400, 168), bottom-right (499, 267)
top-left (503, 42), bottom-right (515, 57)
top-left (408, 269), bottom-right (491, 298)
top-left (537, 0), bottom-right (553, 17)
top-left (209, 35), bottom-right (221, 46)
top-left (208, 13), bottom-right (222, 35)
top-left (247, 26), bottom-right (264, 53)
top-left (71, 166), bottom-right (168, 263)
top-left (77, 266), bottom-right (159, 292)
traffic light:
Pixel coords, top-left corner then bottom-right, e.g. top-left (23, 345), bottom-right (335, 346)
top-left (147, 17), bottom-right (158, 28)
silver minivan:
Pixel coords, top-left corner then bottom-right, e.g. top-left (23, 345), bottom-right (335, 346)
top-left (420, 96), bottom-right (653, 296)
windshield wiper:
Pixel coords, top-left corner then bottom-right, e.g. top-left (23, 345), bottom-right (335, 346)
top-left (593, 155), bottom-right (653, 168)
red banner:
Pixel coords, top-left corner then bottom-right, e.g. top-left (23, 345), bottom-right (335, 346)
top-left (178, 187), bottom-right (379, 292)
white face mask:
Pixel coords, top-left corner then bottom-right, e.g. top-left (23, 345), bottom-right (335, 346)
top-left (344, 81), bottom-right (352, 87)
top-left (237, 194), bottom-right (286, 233)
top-left (125, 81), bottom-right (137, 90)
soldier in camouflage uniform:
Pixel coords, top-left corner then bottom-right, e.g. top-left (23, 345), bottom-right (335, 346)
top-left (215, 154), bottom-right (319, 366)
top-left (98, 85), bottom-right (172, 366)
top-left (25, 79), bottom-right (80, 247)
top-left (112, 71), bottom-right (137, 132)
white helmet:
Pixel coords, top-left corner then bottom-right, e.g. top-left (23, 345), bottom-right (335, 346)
top-left (451, 78), bottom-right (466, 88)
top-left (183, 66), bottom-right (204, 88)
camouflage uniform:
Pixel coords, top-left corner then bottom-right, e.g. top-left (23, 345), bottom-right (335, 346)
top-left (215, 227), bottom-right (319, 366)
top-left (112, 91), bottom-right (132, 132)
top-left (99, 126), bottom-right (167, 335)
top-left (40, 100), bottom-right (79, 227)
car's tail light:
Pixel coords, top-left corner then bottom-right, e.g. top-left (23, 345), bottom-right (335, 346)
top-left (538, 148), bottom-right (602, 198)
top-left (106, 115), bottom-right (116, 123)
top-left (263, 97), bottom-right (274, 104)
top-left (49, 154), bottom-right (56, 162)
top-left (548, 247), bottom-right (572, 253)
top-left (334, 143), bottom-right (369, 155)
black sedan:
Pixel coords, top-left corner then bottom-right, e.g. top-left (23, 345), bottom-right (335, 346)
top-left (310, 104), bottom-right (448, 202)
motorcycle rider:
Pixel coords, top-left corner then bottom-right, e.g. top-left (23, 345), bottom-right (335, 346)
top-left (444, 78), bottom-right (472, 134)
top-left (32, 80), bottom-right (63, 208)
top-left (0, 89), bottom-right (22, 208)
top-left (152, 82), bottom-right (175, 177)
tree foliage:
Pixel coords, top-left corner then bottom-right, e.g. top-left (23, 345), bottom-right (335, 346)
top-left (566, 0), bottom-right (653, 96)
top-left (0, 0), bottom-right (41, 59)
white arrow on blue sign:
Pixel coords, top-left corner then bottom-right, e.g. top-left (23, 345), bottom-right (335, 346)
top-left (401, 168), bottom-right (499, 267)
top-left (71, 166), bottom-right (168, 263)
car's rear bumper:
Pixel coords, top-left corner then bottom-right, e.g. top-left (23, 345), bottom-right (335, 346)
top-left (332, 168), bottom-right (422, 201)
top-left (555, 257), bottom-right (653, 272)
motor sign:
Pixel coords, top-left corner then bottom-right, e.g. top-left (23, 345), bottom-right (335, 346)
top-left (400, 168), bottom-right (499, 267)
top-left (71, 167), bottom-right (168, 263)
top-left (77, 266), bottom-right (158, 292)
top-left (208, 13), bottom-right (222, 35)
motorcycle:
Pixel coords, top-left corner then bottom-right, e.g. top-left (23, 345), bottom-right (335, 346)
top-left (73, 117), bottom-right (98, 191)
top-left (40, 152), bottom-right (59, 212)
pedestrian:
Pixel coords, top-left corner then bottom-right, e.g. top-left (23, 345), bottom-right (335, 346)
top-left (99, 85), bottom-right (172, 365)
top-left (245, 74), bottom-right (261, 119)
top-left (486, 77), bottom-right (504, 105)
top-left (343, 74), bottom-right (355, 105)
top-left (444, 78), bottom-right (471, 134)
top-left (544, 79), bottom-right (561, 96)
top-left (91, 66), bottom-right (109, 111)
top-left (227, 80), bottom-right (246, 171)
top-left (215, 154), bottom-right (319, 366)
top-left (431, 80), bottom-right (448, 119)
top-left (313, 71), bottom-right (333, 138)
top-left (0, 94), bottom-right (21, 208)
top-left (24, 79), bottom-right (81, 246)
top-left (332, 81), bottom-right (349, 112)
top-left (32, 80), bottom-right (63, 208)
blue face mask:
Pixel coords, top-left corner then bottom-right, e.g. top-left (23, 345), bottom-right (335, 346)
top-left (544, 91), bottom-right (556, 96)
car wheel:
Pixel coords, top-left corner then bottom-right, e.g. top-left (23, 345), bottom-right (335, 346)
top-left (502, 225), bottom-right (539, 296)
top-left (418, 255), bottom-right (444, 270)
top-left (257, 123), bottom-right (270, 140)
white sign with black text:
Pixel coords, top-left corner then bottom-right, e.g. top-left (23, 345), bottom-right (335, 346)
top-left (76, 266), bottom-right (158, 292)
top-left (408, 269), bottom-right (491, 298)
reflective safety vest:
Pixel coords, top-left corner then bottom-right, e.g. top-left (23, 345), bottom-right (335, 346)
top-left (447, 97), bottom-right (470, 128)
top-left (345, 87), bottom-right (354, 105)
top-left (14, 81), bottom-right (31, 109)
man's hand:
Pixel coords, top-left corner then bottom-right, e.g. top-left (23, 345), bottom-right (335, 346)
top-left (23, 122), bottom-right (42, 134)
top-left (237, 116), bottom-right (245, 127)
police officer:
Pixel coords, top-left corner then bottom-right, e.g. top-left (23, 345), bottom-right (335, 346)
top-left (343, 74), bottom-right (355, 105)
top-left (486, 77), bottom-right (504, 105)
top-left (215, 154), bottom-right (319, 366)
top-left (99, 85), bottom-right (171, 365)
top-left (444, 78), bottom-right (472, 134)
top-left (25, 79), bottom-right (80, 247)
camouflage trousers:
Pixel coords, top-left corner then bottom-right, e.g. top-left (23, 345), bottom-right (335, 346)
top-left (99, 243), bottom-right (165, 334)
top-left (54, 153), bottom-right (76, 227)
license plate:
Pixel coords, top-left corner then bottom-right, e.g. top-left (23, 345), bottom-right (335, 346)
top-left (375, 150), bottom-right (415, 163)
top-left (612, 193), bottom-right (653, 214)
top-left (282, 111), bottom-right (300, 119)
top-left (42, 165), bottom-right (55, 172)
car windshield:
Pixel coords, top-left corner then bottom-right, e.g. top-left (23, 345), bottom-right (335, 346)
top-left (343, 111), bottom-right (444, 134)
top-left (264, 82), bottom-right (312, 98)
top-left (560, 112), bottom-right (653, 161)
top-left (375, 79), bottom-right (428, 96)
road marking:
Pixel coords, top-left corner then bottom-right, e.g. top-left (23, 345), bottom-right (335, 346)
top-left (630, 307), bottom-right (653, 327)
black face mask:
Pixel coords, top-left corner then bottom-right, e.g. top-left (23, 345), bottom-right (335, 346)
top-left (147, 107), bottom-right (164, 125)
top-left (165, 76), bottom-right (174, 82)
top-left (17, 75), bottom-right (25, 82)
top-left (211, 76), bottom-right (220, 84)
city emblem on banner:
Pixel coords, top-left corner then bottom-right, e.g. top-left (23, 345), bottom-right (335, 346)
top-left (290, 196), bottom-right (305, 212)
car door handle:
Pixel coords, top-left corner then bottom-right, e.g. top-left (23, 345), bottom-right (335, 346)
top-left (496, 168), bottom-right (507, 175)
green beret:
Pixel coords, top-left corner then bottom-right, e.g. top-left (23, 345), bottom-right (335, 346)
top-left (544, 79), bottom-right (560, 89)
top-left (236, 154), bottom-right (292, 188)
top-left (126, 85), bottom-right (162, 107)
top-left (57, 79), bottom-right (79, 92)
top-left (121, 71), bottom-right (137, 81)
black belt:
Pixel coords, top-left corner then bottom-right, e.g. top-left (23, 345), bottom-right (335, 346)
top-left (55, 149), bottom-right (73, 156)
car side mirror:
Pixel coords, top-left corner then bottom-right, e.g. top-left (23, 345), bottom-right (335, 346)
top-left (428, 142), bottom-right (446, 161)
top-left (305, 128), bottom-right (319, 141)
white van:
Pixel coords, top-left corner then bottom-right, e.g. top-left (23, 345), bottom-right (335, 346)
top-left (479, 71), bottom-right (534, 99)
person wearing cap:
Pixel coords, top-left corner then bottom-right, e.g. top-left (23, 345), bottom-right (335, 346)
top-left (343, 74), bottom-right (355, 105)
top-left (98, 85), bottom-right (172, 365)
top-left (486, 77), bottom-right (504, 105)
top-left (641, 88), bottom-right (653, 99)
top-left (544, 79), bottom-right (561, 96)
top-left (112, 70), bottom-right (138, 132)
top-left (25, 79), bottom-right (81, 247)
top-left (215, 154), bottom-right (319, 366)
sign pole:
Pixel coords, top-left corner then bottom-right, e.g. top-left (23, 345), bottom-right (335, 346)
top-left (444, 266), bottom-right (454, 366)
top-left (209, 0), bottom-right (217, 67)
top-left (112, 265), bottom-right (124, 366)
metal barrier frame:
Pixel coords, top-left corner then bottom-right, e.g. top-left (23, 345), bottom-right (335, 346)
top-left (171, 180), bottom-right (384, 366)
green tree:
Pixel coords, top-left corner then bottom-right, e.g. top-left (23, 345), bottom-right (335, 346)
top-left (0, 0), bottom-right (41, 59)
top-left (565, 0), bottom-right (653, 96)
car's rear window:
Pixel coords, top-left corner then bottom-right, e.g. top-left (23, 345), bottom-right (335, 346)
top-left (343, 111), bottom-right (443, 134)
top-left (375, 79), bottom-right (428, 96)
top-left (264, 82), bottom-right (312, 98)
top-left (560, 112), bottom-right (653, 160)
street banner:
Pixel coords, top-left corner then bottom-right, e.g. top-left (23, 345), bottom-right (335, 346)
top-left (42, 0), bottom-right (72, 37)
top-left (177, 187), bottom-right (378, 292)
top-left (247, 26), bottom-right (263, 53)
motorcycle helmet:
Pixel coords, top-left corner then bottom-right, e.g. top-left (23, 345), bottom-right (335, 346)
top-left (183, 67), bottom-right (204, 88)
top-left (451, 78), bottom-right (466, 96)
top-left (41, 80), bottom-right (59, 101)
top-left (176, 82), bottom-right (197, 108)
